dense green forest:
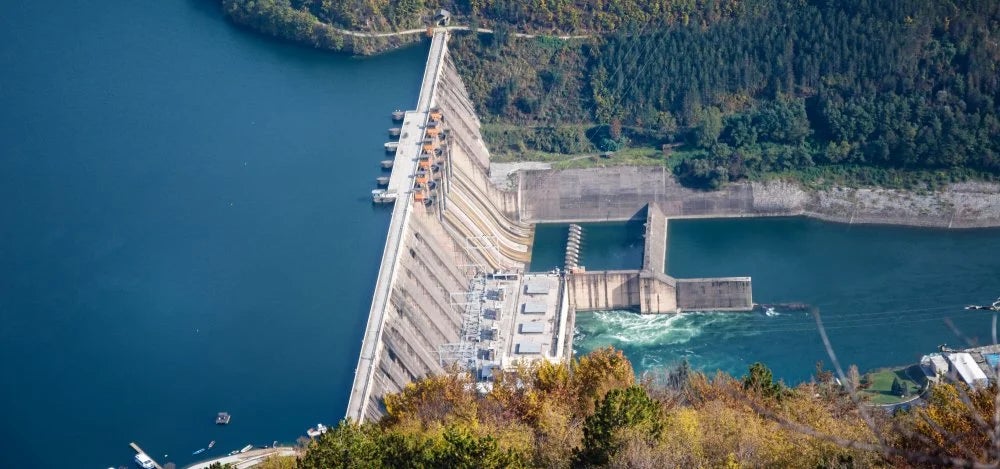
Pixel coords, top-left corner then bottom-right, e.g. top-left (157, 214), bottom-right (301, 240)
top-left (452, 0), bottom-right (1000, 188)
top-left (220, 0), bottom-right (1000, 189)
top-left (290, 348), bottom-right (1000, 468)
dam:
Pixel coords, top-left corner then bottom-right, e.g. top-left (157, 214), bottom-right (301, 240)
top-left (346, 30), bottom-right (752, 422)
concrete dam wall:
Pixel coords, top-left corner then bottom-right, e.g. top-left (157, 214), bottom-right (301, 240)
top-left (347, 32), bottom-right (532, 422)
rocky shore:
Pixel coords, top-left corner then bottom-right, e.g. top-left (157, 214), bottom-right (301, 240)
top-left (754, 180), bottom-right (1000, 228)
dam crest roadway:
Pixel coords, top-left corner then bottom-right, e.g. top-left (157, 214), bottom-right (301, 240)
top-left (346, 29), bottom-right (752, 423)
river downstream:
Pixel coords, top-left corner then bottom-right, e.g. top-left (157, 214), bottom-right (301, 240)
top-left (0, 1), bottom-right (427, 467)
top-left (531, 218), bottom-right (1000, 383)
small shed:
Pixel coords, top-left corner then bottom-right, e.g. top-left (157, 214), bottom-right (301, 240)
top-left (522, 302), bottom-right (547, 314)
top-left (516, 342), bottom-right (542, 354)
top-left (520, 322), bottom-right (545, 334)
top-left (947, 353), bottom-right (989, 388)
top-left (434, 9), bottom-right (452, 26)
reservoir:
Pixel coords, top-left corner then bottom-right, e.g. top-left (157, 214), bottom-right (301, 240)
top-left (0, 1), bottom-right (426, 467)
top-left (559, 217), bottom-right (1000, 384)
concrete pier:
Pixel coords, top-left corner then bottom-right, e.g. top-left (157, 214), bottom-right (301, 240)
top-left (643, 203), bottom-right (667, 274)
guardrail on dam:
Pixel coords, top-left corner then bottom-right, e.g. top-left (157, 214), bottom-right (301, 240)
top-left (346, 30), bottom-right (533, 423)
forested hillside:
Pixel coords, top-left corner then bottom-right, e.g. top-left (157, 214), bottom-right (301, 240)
top-left (453, 0), bottom-right (1000, 188)
top-left (297, 348), bottom-right (1000, 468)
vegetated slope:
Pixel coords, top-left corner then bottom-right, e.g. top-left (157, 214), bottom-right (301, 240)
top-left (299, 348), bottom-right (999, 468)
top-left (219, 0), bottom-right (448, 54)
top-left (451, 0), bottom-right (1000, 188)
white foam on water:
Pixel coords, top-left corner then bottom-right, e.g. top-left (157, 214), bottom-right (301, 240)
top-left (575, 310), bottom-right (749, 348)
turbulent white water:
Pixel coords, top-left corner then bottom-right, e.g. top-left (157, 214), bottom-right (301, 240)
top-left (573, 310), bottom-right (778, 374)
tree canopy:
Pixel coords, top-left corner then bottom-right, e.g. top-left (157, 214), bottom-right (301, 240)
top-left (292, 347), bottom-right (1000, 468)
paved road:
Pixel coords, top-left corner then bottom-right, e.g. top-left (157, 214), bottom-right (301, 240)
top-left (326, 24), bottom-right (591, 40)
top-left (184, 447), bottom-right (298, 469)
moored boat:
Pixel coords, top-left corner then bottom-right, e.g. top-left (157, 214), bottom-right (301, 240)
top-left (307, 423), bottom-right (329, 438)
top-left (208, 440), bottom-right (215, 449)
top-left (134, 452), bottom-right (156, 469)
top-left (192, 448), bottom-right (206, 456)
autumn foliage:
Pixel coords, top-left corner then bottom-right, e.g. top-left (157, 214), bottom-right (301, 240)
top-left (300, 347), bottom-right (1000, 468)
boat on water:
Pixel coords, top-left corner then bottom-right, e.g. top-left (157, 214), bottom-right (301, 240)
top-left (307, 423), bottom-right (329, 438)
top-left (391, 109), bottom-right (405, 121)
top-left (385, 141), bottom-right (399, 153)
top-left (192, 448), bottom-right (206, 456)
top-left (965, 297), bottom-right (1000, 311)
top-left (208, 440), bottom-right (215, 449)
top-left (134, 452), bottom-right (156, 469)
top-left (240, 444), bottom-right (253, 453)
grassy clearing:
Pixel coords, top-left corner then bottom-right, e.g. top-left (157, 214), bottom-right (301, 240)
top-left (860, 366), bottom-right (925, 405)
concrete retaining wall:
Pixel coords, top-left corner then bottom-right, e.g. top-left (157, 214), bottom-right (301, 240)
top-left (519, 166), bottom-right (755, 222)
top-left (519, 167), bottom-right (1000, 228)
top-left (677, 278), bottom-right (753, 311)
top-left (567, 270), bottom-right (642, 312)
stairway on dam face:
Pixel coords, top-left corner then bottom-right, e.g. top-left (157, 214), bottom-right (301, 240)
top-left (346, 31), bottom-right (533, 423)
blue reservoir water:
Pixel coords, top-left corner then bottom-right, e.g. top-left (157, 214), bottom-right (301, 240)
top-left (0, 1), bottom-right (427, 467)
top-left (565, 217), bottom-right (1000, 384)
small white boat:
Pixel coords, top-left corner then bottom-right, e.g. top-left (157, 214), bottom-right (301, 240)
top-left (208, 440), bottom-right (215, 449)
top-left (384, 142), bottom-right (399, 152)
top-left (192, 448), bottom-right (206, 455)
top-left (240, 444), bottom-right (253, 453)
top-left (307, 423), bottom-right (329, 438)
top-left (372, 189), bottom-right (397, 204)
top-left (134, 452), bottom-right (156, 469)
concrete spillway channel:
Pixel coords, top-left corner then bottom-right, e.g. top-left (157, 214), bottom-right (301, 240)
top-left (566, 224), bottom-right (583, 270)
top-left (442, 191), bottom-right (531, 265)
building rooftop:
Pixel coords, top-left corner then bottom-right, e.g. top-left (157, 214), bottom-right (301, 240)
top-left (947, 352), bottom-right (989, 388)
top-left (516, 342), bottom-right (542, 354)
top-left (525, 279), bottom-right (551, 295)
top-left (522, 302), bottom-right (547, 314)
top-left (519, 322), bottom-right (545, 334)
